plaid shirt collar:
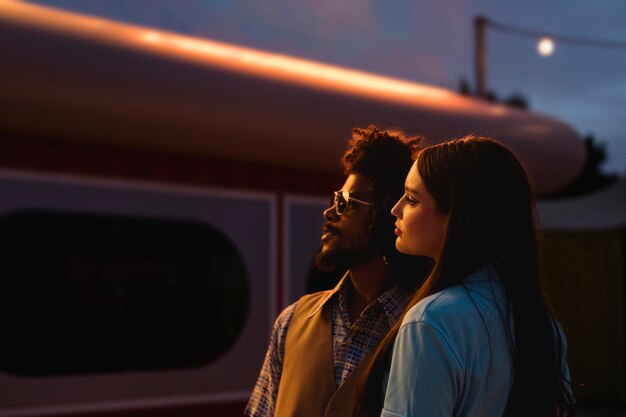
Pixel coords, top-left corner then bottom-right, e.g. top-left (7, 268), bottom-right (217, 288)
top-left (307, 270), bottom-right (413, 325)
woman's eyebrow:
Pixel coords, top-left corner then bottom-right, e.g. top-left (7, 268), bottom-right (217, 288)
top-left (404, 186), bottom-right (420, 197)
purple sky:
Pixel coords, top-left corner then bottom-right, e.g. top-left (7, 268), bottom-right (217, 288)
top-left (27, 0), bottom-right (626, 174)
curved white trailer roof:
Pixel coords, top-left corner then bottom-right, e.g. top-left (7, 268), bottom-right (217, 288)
top-left (538, 179), bottom-right (626, 230)
top-left (0, 0), bottom-right (585, 194)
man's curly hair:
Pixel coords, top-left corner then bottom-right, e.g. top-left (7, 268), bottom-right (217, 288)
top-left (342, 125), bottom-right (422, 268)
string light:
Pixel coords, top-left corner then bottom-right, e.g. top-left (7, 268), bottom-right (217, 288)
top-left (475, 16), bottom-right (624, 178)
top-left (485, 17), bottom-right (626, 51)
top-left (537, 37), bottom-right (555, 56)
top-left (473, 15), bottom-right (626, 97)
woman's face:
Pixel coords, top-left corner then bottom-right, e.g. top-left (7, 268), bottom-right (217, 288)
top-left (391, 161), bottom-right (448, 261)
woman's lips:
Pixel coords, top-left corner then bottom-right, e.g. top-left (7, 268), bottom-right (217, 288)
top-left (394, 227), bottom-right (402, 236)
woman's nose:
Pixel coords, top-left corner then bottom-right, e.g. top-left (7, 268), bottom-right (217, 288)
top-left (391, 199), bottom-right (402, 218)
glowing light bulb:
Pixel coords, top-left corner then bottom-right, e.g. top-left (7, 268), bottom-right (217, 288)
top-left (537, 37), bottom-right (555, 56)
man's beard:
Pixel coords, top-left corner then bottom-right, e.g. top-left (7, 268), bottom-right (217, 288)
top-left (313, 245), bottom-right (376, 273)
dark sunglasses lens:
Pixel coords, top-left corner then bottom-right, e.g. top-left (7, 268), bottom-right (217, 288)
top-left (336, 193), bottom-right (347, 213)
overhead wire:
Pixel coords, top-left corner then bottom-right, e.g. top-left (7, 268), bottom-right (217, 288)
top-left (484, 17), bottom-right (626, 50)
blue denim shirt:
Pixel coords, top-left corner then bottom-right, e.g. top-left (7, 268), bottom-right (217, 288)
top-left (381, 266), bottom-right (571, 417)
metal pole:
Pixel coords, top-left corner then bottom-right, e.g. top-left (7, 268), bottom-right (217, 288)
top-left (474, 15), bottom-right (487, 98)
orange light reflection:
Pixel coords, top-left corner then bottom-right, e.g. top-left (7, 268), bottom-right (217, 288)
top-left (140, 30), bottom-right (451, 101)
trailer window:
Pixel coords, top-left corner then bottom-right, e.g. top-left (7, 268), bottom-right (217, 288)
top-left (0, 210), bottom-right (249, 376)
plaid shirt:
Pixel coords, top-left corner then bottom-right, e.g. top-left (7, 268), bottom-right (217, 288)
top-left (244, 273), bottom-right (413, 417)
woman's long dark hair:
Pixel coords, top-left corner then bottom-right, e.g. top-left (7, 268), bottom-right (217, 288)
top-left (355, 137), bottom-right (575, 417)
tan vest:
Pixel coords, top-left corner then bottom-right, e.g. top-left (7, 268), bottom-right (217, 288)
top-left (274, 290), bottom-right (372, 417)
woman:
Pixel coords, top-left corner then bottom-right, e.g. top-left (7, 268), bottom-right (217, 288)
top-left (355, 137), bottom-right (574, 417)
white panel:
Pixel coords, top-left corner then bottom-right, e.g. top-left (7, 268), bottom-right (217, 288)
top-left (282, 195), bottom-right (329, 307)
top-left (0, 169), bottom-right (276, 414)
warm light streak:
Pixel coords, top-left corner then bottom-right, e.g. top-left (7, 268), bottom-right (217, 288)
top-left (139, 31), bottom-right (450, 100)
top-left (1, 0), bottom-right (490, 111)
top-left (537, 37), bottom-right (555, 56)
top-left (141, 32), bottom-right (163, 43)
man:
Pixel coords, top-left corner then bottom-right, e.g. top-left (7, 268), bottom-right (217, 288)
top-left (245, 126), bottom-right (431, 417)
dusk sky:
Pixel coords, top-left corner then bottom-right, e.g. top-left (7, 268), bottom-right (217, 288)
top-left (27, 0), bottom-right (626, 175)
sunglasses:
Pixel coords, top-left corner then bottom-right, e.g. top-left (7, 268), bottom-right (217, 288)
top-left (330, 190), bottom-right (374, 215)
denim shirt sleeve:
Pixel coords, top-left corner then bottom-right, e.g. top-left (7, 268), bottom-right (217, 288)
top-left (381, 321), bottom-right (463, 417)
